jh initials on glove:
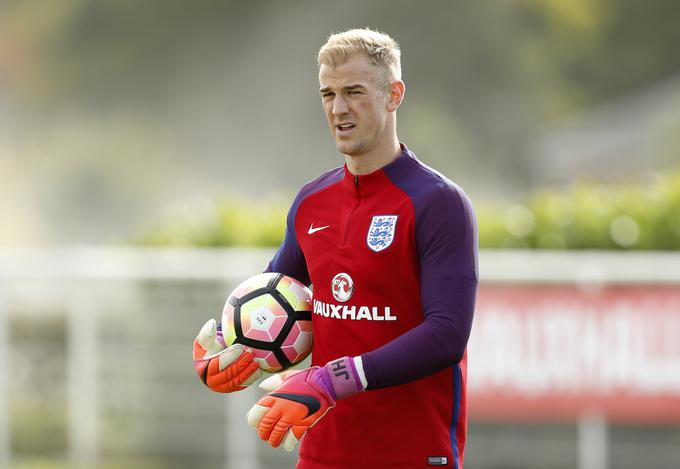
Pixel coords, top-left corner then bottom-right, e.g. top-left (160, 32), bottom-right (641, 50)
top-left (193, 318), bottom-right (262, 393)
top-left (246, 356), bottom-right (365, 451)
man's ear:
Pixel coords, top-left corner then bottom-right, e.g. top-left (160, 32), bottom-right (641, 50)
top-left (386, 80), bottom-right (405, 112)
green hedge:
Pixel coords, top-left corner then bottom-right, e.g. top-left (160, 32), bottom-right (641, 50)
top-left (138, 172), bottom-right (680, 250)
top-left (479, 172), bottom-right (680, 250)
top-left (137, 195), bottom-right (288, 247)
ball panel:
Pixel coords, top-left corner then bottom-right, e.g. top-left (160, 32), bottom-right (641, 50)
top-left (221, 302), bottom-right (238, 346)
top-left (276, 277), bottom-right (313, 313)
top-left (240, 294), bottom-right (288, 342)
top-left (231, 272), bottom-right (278, 299)
top-left (253, 350), bottom-right (283, 373)
top-left (281, 328), bottom-right (313, 364)
top-left (243, 305), bottom-right (276, 342)
top-left (267, 314), bottom-right (288, 343)
top-left (238, 294), bottom-right (268, 335)
top-left (292, 329), bottom-right (313, 355)
top-left (297, 318), bottom-right (313, 333)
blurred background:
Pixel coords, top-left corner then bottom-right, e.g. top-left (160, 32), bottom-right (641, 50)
top-left (1, 0), bottom-right (679, 468)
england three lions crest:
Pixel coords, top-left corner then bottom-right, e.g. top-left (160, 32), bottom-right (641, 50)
top-left (367, 215), bottom-right (398, 252)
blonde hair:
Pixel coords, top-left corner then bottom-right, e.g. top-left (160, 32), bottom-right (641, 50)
top-left (317, 28), bottom-right (402, 89)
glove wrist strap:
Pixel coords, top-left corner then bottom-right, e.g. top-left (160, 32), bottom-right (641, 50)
top-left (318, 356), bottom-right (365, 400)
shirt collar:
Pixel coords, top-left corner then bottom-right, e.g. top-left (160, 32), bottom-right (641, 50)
top-left (341, 144), bottom-right (413, 197)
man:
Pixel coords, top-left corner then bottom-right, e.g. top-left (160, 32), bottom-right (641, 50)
top-left (193, 28), bottom-right (478, 469)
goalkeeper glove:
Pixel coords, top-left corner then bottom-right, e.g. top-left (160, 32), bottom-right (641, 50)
top-left (193, 318), bottom-right (262, 393)
top-left (246, 356), bottom-right (364, 451)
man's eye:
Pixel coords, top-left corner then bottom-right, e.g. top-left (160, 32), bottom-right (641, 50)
top-left (322, 93), bottom-right (334, 99)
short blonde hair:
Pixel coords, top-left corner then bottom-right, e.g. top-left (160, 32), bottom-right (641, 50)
top-left (317, 28), bottom-right (402, 88)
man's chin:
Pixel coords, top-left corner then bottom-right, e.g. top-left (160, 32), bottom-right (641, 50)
top-left (334, 140), bottom-right (362, 157)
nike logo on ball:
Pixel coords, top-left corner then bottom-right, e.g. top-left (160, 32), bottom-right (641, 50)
top-left (270, 392), bottom-right (321, 418)
top-left (308, 223), bottom-right (330, 234)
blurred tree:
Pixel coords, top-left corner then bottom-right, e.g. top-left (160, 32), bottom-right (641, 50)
top-left (4, 0), bottom-right (680, 119)
top-left (2, 0), bottom-right (680, 243)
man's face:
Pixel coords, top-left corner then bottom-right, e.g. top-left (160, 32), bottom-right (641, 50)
top-left (318, 55), bottom-right (391, 157)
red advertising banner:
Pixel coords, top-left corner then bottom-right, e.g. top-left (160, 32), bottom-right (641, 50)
top-left (468, 284), bottom-right (680, 423)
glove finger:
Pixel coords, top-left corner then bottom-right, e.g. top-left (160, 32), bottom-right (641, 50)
top-left (207, 356), bottom-right (231, 386)
top-left (240, 366), bottom-right (263, 387)
top-left (225, 363), bottom-right (262, 392)
top-left (195, 319), bottom-right (216, 348)
top-left (207, 350), bottom-right (256, 387)
top-left (269, 418), bottom-right (292, 448)
top-left (259, 407), bottom-right (283, 443)
top-left (259, 373), bottom-right (284, 392)
top-left (218, 344), bottom-right (247, 371)
top-left (193, 319), bottom-right (215, 361)
top-left (246, 395), bottom-right (279, 439)
top-left (259, 369), bottom-right (302, 392)
top-left (282, 428), bottom-right (301, 452)
top-left (246, 403), bottom-right (269, 430)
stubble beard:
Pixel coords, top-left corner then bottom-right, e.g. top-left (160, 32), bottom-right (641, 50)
top-left (335, 138), bottom-right (366, 157)
top-left (335, 125), bottom-right (382, 158)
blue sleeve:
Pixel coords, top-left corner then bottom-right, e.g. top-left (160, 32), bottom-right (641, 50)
top-left (265, 195), bottom-right (310, 286)
top-left (361, 183), bottom-right (478, 389)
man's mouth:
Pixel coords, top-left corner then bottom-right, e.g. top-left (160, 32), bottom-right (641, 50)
top-left (336, 123), bottom-right (356, 132)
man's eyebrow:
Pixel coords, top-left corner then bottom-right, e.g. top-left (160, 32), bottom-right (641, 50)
top-left (319, 84), bottom-right (367, 94)
top-left (343, 84), bottom-right (366, 91)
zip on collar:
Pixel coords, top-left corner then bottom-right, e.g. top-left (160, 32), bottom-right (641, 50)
top-left (342, 144), bottom-right (413, 197)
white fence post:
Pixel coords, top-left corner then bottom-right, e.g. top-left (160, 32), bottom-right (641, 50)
top-left (0, 285), bottom-right (10, 467)
top-left (579, 412), bottom-right (608, 469)
top-left (68, 283), bottom-right (98, 467)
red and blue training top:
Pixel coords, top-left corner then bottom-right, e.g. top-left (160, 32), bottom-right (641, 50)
top-left (267, 144), bottom-right (478, 469)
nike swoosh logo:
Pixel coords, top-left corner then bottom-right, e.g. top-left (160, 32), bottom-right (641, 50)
top-left (270, 392), bottom-right (321, 418)
top-left (308, 224), bottom-right (330, 235)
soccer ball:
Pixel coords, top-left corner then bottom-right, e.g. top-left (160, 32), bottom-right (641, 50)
top-left (221, 272), bottom-right (313, 373)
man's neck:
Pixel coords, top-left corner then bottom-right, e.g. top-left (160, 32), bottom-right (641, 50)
top-left (344, 140), bottom-right (402, 176)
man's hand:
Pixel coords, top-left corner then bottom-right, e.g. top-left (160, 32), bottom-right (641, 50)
top-left (246, 356), bottom-right (364, 451)
top-left (193, 318), bottom-right (262, 393)
top-left (246, 368), bottom-right (335, 451)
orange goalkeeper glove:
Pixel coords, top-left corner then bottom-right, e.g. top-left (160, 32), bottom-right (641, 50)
top-left (193, 318), bottom-right (262, 393)
top-left (246, 356), bottom-right (364, 451)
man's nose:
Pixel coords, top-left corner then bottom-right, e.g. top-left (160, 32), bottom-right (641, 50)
top-left (332, 95), bottom-right (349, 115)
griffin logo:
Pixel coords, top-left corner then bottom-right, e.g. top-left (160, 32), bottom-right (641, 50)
top-left (331, 273), bottom-right (353, 302)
